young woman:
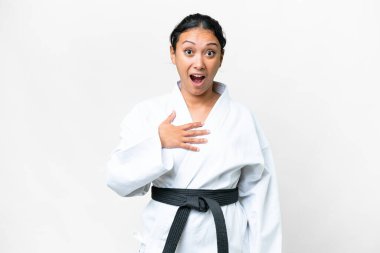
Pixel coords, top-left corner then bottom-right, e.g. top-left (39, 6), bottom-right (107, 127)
top-left (106, 13), bottom-right (282, 253)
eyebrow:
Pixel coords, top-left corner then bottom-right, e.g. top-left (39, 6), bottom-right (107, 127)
top-left (182, 40), bottom-right (195, 45)
top-left (182, 40), bottom-right (219, 47)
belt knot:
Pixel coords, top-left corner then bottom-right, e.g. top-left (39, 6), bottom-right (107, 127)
top-left (151, 186), bottom-right (239, 253)
top-left (184, 195), bottom-right (208, 212)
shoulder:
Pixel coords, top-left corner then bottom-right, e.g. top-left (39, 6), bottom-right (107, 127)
top-left (249, 110), bottom-right (271, 150)
top-left (221, 83), bottom-right (253, 116)
top-left (229, 98), bottom-right (270, 150)
top-left (228, 98), bottom-right (258, 125)
top-left (131, 93), bottom-right (171, 113)
top-left (229, 99), bottom-right (251, 114)
top-left (120, 92), bottom-right (171, 128)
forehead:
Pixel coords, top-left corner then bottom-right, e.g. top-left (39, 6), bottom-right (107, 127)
top-left (178, 28), bottom-right (220, 46)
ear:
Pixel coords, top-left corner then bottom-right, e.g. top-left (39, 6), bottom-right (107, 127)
top-left (170, 46), bottom-right (176, 65)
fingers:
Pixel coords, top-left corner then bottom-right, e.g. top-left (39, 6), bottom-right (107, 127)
top-left (183, 137), bottom-right (208, 144)
top-left (181, 121), bottom-right (203, 131)
top-left (163, 111), bottom-right (176, 123)
top-left (184, 129), bottom-right (210, 137)
top-left (179, 143), bottom-right (200, 152)
top-left (160, 115), bottom-right (210, 152)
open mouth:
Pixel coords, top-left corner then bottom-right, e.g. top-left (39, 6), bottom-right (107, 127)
top-left (190, 74), bottom-right (206, 84)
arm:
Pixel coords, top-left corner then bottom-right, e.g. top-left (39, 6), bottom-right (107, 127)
top-left (106, 103), bottom-right (173, 197)
top-left (238, 113), bottom-right (282, 253)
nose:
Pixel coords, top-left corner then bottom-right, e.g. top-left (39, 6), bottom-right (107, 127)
top-left (193, 54), bottom-right (205, 70)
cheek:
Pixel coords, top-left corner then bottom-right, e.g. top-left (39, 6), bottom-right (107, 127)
top-left (208, 61), bottom-right (221, 73)
top-left (175, 63), bottom-right (189, 77)
top-left (176, 58), bottom-right (191, 70)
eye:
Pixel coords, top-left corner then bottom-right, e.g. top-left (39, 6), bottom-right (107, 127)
top-left (206, 50), bottom-right (216, 57)
top-left (184, 49), bottom-right (193, 55)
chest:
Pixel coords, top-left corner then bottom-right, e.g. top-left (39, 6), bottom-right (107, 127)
top-left (186, 102), bottom-right (216, 123)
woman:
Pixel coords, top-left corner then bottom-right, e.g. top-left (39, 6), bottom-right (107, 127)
top-left (106, 13), bottom-right (282, 253)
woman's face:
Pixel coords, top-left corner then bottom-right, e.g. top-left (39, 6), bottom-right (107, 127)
top-left (170, 28), bottom-right (223, 97)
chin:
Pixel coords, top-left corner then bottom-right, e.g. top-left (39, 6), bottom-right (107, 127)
top-left (181, 79), bottom-right (212, 96)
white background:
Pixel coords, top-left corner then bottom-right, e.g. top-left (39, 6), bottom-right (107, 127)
top-left (1, 0), bottom-right (379, 252)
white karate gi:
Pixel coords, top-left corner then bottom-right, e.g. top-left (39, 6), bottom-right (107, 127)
top-left (106, 81), bottom-right (282, 253)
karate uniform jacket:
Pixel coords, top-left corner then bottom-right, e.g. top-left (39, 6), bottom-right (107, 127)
top-left (106, 81), bottom-right (282, 253)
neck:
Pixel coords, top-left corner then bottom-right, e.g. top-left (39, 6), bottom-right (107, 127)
top-left (181, 84), bottom-right (218, 109)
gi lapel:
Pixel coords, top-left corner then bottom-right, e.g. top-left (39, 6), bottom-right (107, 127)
top-left (170, 81), bottom-right (193, 125)
top-left (170, 81), bottom-right (231, 188)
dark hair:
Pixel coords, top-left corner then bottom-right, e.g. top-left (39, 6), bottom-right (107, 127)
top-left (170, 13), bottom-right (226, 55)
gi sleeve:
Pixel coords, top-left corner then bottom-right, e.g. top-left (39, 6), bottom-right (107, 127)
top-left (106, 103), bottom-right (174, 197)
top-left (238, 112), bottom-right (282, 253)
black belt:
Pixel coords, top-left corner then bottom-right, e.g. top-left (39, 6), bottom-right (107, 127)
top-left (151, 186), bottom-right (239, 253)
